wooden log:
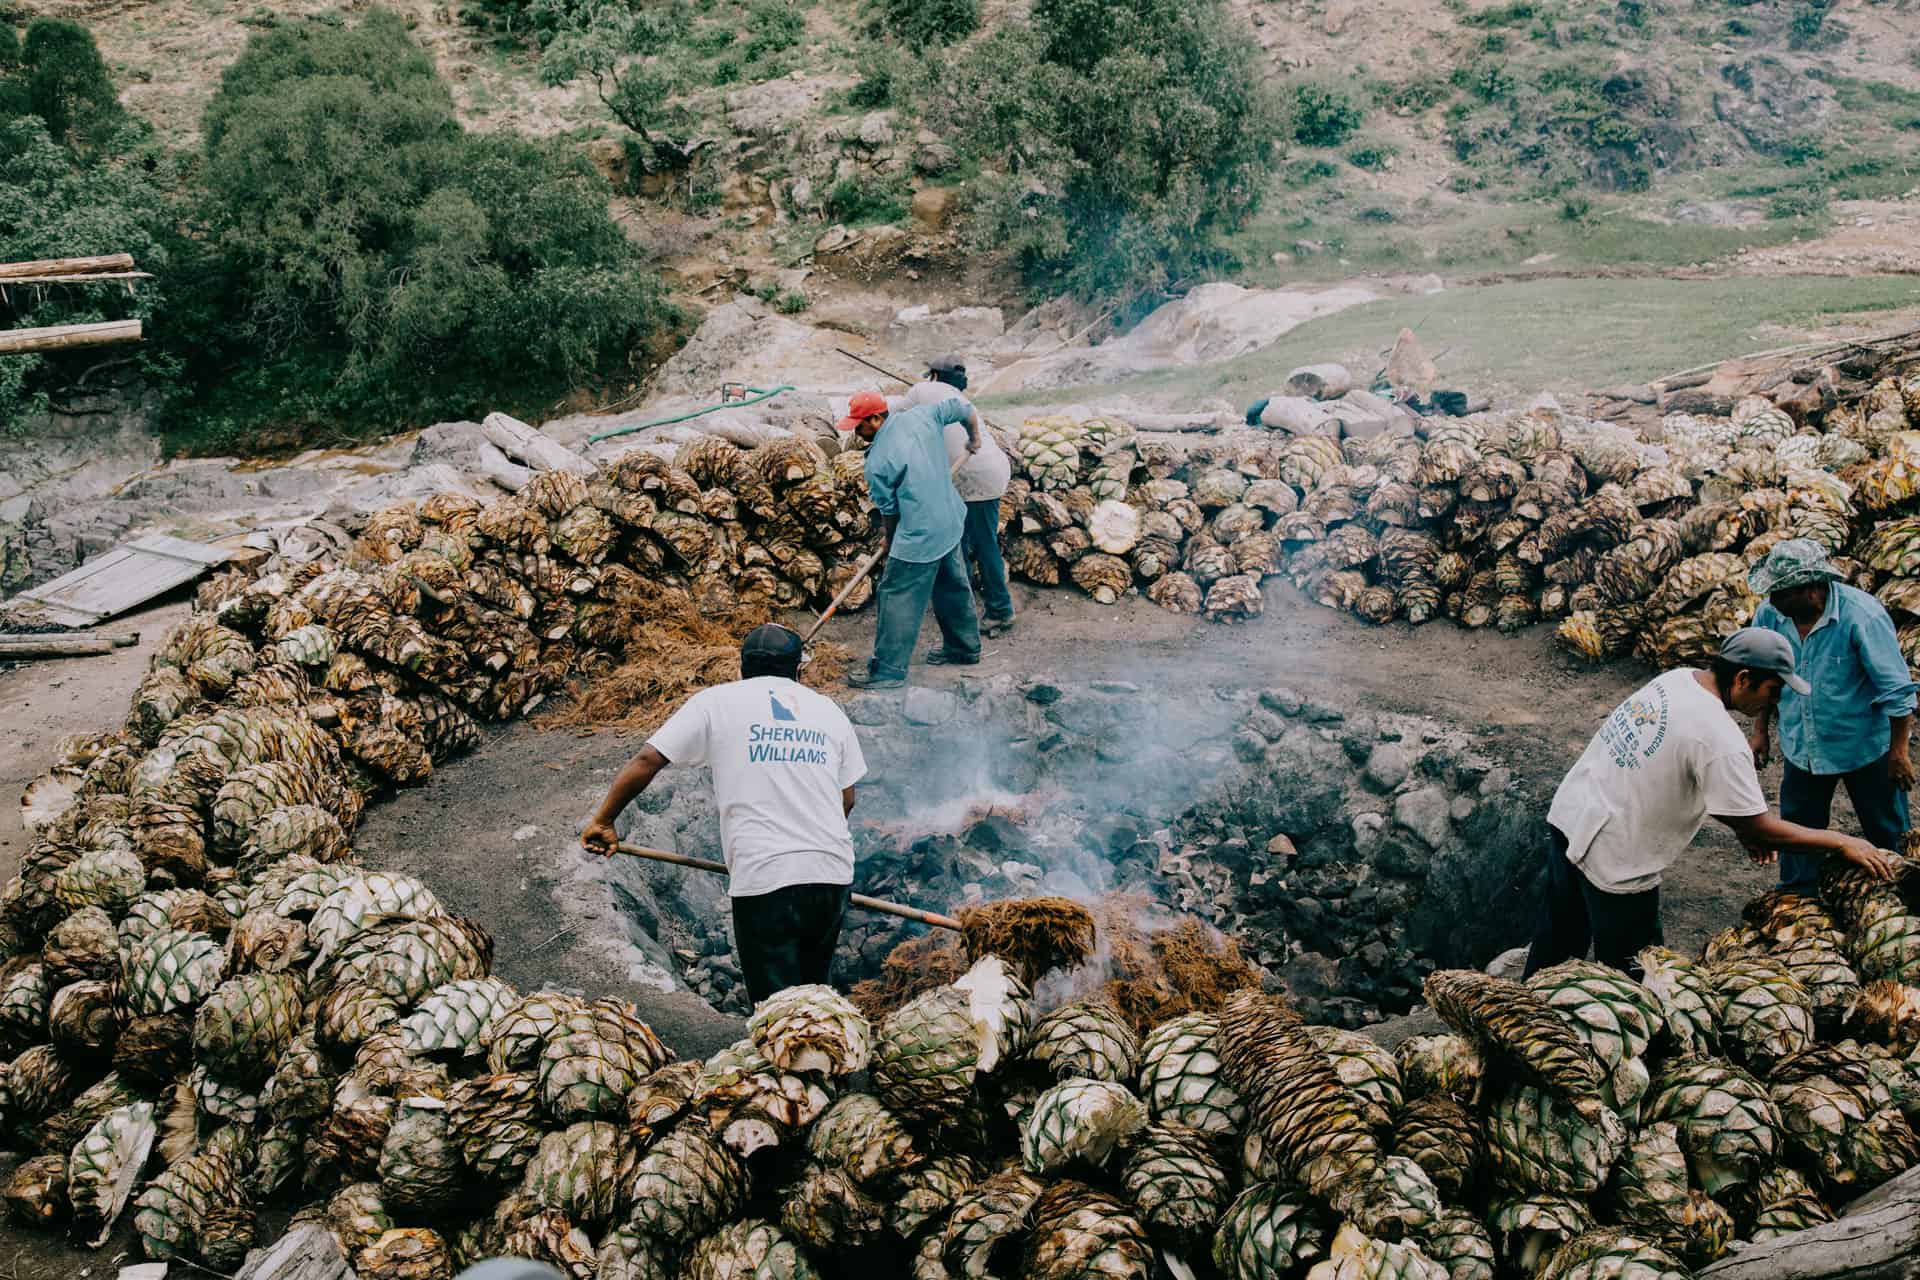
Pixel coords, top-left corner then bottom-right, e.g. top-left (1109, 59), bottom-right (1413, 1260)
top-left (0, 319), bottom-right (142, 355)
top-left (0, 272), bottom-right (154, 287)
top-left (0, 254), bottom-right (134, 280)
top-left (1698, 1171), bottom-right (1920, 1280)
top-left (1284, 363), bottom-right (1354, 400)
top-left (475, 441), bottom-right (531, 493)
top-left (1847, 1164), bottom-right (1920, 1217)
top-left (481, 411), bottom-right (594, 476)
top-left (614, 842), bottom-right (964, 930)
top-left (0, 633), bottom-right (139, 658)
top-left (234, 1223), bottom-right (354, 1280)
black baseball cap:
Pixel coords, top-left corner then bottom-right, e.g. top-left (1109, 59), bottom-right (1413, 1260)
top-left (741, 623), bottom-right (803, 664)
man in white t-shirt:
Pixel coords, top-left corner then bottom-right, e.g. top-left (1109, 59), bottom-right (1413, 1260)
top-left (580, 625), bottom-right (868, 1002)
top-left (892, 353), bottom-right (1016, 636)
top-left (1526, 628), bottom-right (1892, 978)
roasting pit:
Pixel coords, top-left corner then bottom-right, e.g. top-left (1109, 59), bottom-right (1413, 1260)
top-left (597, 674), bottom-right (1548, 1024)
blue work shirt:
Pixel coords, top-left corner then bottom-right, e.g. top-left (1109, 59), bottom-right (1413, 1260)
top-left (1754, 582), bottom-right (1917, 775)
top-left (863, 397), bottom-right (970, 564)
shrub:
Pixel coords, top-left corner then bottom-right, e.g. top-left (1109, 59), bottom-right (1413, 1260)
top-left (1291, 82), bottom-right (1364, 147)
top-left (12, 19), bottom-right (123, 150)
top-left (917, 0), bottom-right (1280, 305)
top-left (170, 7), bottom-right (673, 446)
top-left (875, 0), bottom-right (978, 45)
top-left (1781, 132), bottom-right (1826, 166)
top-left (1559, 194), bottom-right (1592, 221)
top-left (1379, 75), bottom-right (1450, 114)
top-left (825, 173), bottom-right (908, 224)
top-left (1285, 157), bottom-right (1339, 187)
top-left (743, 0), bottom-right (804, 61)
top-left (1346, 140), bottom-right (1397, 170)
top-left (1767, 190), bottom-right (1827, 219)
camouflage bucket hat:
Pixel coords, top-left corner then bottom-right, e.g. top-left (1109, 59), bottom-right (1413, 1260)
top-left (1748, 537), bottom-right (1842, 596)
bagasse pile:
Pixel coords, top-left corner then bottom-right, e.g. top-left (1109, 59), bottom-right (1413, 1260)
top-left (998, 382), bottom-right (1920, 672)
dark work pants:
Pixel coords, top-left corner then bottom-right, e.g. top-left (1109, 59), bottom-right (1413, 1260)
top-left (869, 543), bottom-right (981, 681)
top-left (963, 497), bottom-right (1015, 622)
top-left (731, 883), bottom-right (850, 1004)
top-left (1778, 753), bottom-right (1910, 890)
top-left (1523, 826), bottom-right (1663, 979)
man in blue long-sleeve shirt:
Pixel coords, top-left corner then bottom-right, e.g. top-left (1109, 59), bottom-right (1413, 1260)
top-left (1749, 538), bottom-right (1917, 889)
top-left (837, 389), bottom-right (983, 689)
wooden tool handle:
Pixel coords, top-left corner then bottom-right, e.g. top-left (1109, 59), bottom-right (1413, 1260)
top-left (802, 546), bottom-right (885, 646)
top-left (613, 841), bottom-right (962, 931)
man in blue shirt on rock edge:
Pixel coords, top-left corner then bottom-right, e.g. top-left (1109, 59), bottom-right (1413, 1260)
top-left (1748, 538), bottom-right (1917, 889)
top-left (838, 388), bottom-right (983, 690)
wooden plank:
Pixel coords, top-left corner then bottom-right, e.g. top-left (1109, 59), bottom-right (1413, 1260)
top-left (0, 319), bottom-right (142, 354)
top-left (10, 534), bottom-right (227, 627)
top-left (0, 254), bottom-right (134, 280)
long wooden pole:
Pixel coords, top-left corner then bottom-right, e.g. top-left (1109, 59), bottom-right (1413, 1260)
top-left (0, 633), bottom-right (139, 659)
top-left (0, 272), bottom-right (153, 287)
top-left (0, 319), bottom-right (142, 355)
top-left (803, 547), bottom-right (884, 646)
top-left (614, 841), bottom-right (963, 930)
top-left (0, 255), bottom-right (135, 280)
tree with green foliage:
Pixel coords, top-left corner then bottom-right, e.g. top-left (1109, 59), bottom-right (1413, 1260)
top-left (874, 0), bottom-right (977, 46)
top-left (17, 19), bottom-right (124, 149)
top-left (538, 7), bottom-right (692, 169)
top-left (171, 7), bottom-right (674, 448)
top-left (1290, 83), bottom-right (1364, 147)
top-left (916, 0), bottom-right (1281, 306)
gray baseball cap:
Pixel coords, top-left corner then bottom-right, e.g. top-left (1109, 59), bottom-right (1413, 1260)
top-left (928, 352), bottom-right (966, 375)
top-left (1720, 627), bottom-right (1811, 695)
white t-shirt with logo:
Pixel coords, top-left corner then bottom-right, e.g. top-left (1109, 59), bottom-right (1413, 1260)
top-left (1547, 668), bottom-right (1768, 893)
top-left (646, 677), bottom-right (867, 897)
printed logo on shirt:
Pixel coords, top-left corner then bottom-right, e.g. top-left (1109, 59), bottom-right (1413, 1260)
top-left (1597, 682), bottom-right (1669, 771)
top-left (747, 718), bottom-right (830, 765)
top-left (769, 692), bottom-right (797, 722)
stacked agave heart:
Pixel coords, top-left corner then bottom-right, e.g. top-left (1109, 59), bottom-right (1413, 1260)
top-left (7, 697), bottom-right (1920, 1280)
top-left (987, 382), bottom-right (1920, 679)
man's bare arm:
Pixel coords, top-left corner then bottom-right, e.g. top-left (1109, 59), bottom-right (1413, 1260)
top-left (582, 745), bottom-right (670, 855)
top-left (1717, 811), bottom-right (1893, 878)
top-left (843, 786), bottom-right (857, 817)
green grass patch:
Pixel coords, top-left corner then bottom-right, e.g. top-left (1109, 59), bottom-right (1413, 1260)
top-left (981, 276), bottom-right (1920, 410)
top-left (1228, 196), bottom-right (1826, 283)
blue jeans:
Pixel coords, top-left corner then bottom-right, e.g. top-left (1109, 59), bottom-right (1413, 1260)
top-left (964, 498), bottom-right (1014, 622)
top-left (1778, 752), bottom-right (1909, 890)
top-left (869, 544), bottom-right (980, 681)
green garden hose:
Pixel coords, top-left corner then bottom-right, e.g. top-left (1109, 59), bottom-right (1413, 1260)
top-left (587, 384), bottom-right (795, 445)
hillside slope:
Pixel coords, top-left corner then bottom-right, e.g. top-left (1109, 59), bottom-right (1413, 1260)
top-left (21, 0), bottom-right (1920, 306)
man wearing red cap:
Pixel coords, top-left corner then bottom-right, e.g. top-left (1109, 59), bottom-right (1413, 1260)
top-left (837, 388), bottom-right (984, 689)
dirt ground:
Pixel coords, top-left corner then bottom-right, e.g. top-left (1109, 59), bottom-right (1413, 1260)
top-left (0, 574), bottom-right (1850, 1274)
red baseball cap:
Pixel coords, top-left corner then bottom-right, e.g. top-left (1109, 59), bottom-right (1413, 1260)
top-left (835, 390), bottom-right (888, 433)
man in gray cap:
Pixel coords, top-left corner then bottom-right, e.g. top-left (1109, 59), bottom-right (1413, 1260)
top-left (1526, 627), bottom-right (1892, 978)
top-left (894, 353), bottom-right (1015, 635)
top-left (1748, 538), bottom-right (1917, 890)
top-left (581, 624), bottom-right (867, 1001)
